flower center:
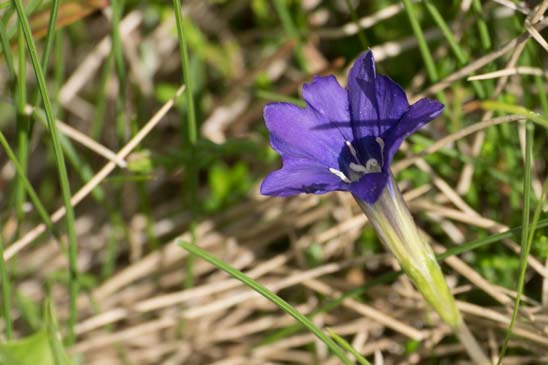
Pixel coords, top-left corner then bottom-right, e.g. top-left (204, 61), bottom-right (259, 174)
top-left (329, 138), bottom-right (385, 184)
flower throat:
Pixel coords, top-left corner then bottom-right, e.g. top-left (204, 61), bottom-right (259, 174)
top-left (329, 137), bottom-right (385, 183)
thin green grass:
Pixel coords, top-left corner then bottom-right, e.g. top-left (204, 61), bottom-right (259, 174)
top-left (401, 0), bottom-right (447, 110)
top-left (481, 101), bottom-right (548, 128)
top-left (497, 122), bottom-right (537, 364)
top-left (44, 301), bottom-right (70, 365)
top-left (471, 0), bottom-right (491, 50)
top-left (173, 0), bottom-right (199, 289)
top-left (14, 23), bottom-right (28, 233)
top-left (178, 239), bottom-right (356, 365)
top-left (11, 0), bottom-right (79, 344)
top-left (0, 233), bottom-right (12, 340)
top-left (401, 0), bottom-right (438, 82)
top-left (0, 131), bottom-right (58, 241)
top-left (271, 0), bottom-right (307, 71)
top-left (422, 0), bottom-right (485, 98)
top-left (30, 0), bottom-right (60, 109)
top-left (327, 328), bottom-right (371, 365)
top-left (173, 1), bottom-right (197, 146)
top-left (0, 14), bottom-right (15, 82)
top-left (111, 0), bottom-right (127, 143)
top-left (90, 53), bottom-right (113, 139)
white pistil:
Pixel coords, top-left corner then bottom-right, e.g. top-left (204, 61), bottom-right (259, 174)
top-left (329, 168), bottom-right (351, 183)
top-left (365, 158), bottom-right (380, 172)
top-left (350, 159), bottom-right (380, 174)
top-left (349, 162), bottom-right (367, 172)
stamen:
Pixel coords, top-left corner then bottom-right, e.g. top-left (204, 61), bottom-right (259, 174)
top-left (329, 168), bottom-right (351, 183)
top-left (375, 137), bottom-right (384, 150)
top-left (345, 141), bottom-right (359, 162)
top-left (376, 137), bottom-right (385, 165)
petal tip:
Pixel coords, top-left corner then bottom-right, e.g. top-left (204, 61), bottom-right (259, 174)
top-left (259, 173), bottom-right (283, 197)
top-left (418, 98), bottom-right (445, 120)
top-left (349, 49), bottom-right (377, 83)
top-left (263, 102), bottom-right (300, 130)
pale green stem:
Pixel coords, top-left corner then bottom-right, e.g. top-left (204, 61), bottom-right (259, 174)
top-left (355, 172), bottom-right (490, 365)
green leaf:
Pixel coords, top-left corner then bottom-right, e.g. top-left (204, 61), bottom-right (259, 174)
top-left (0, 330), bottom-right (55, 365)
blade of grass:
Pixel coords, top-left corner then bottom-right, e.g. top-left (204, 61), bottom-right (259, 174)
top-left (177, 240), bottom-right (355, 365)
top-left (401, 0), bottom-right (447, 110)
top-left (31, 0), bottom-right (60, 109)
top-left (271, 0), bottom-right (307, 71)
top-left (422, 0), bottom-right (485, 98)
top-left (0, 14), bottom-right (15, 81)
top-left (401, 0), bottom-right (438, 82)
top-left (327, 328), bottom-right (372, 365)
top-left (90, 52), bottom-right (113, 139)
top-left (14, 23), bottom-right (29, 234)
top-left (173, 1), bottom-right (196, 146)
top-left (0, 131), bottom-right (59, 243)
top-left (111, 0), bottom-right (127, 142)
top-left (533, 74), bottom-right (548, 116)
top-left (471, 0), bottom-right (491, 50)
top-left (423, 0), bottom-right (465, 63)
top-left (437, 218), bottom-right (548, 260)
top-left (480, 101), bottom-right (548, 128)
top-left (173, 0), bottom-right (199, 289)
top-left (497, 122), bottom-right (535, 364)
top-left (11, 0), bottom-right (80, 344)
top-left (0, 231), bottom-right (13, 339)
top-left (17, 0), bottom-right (61, 243)
top-left (53, 30), bottom-right (64, 102)
top-left (44, 300), bottom-right (71, 365)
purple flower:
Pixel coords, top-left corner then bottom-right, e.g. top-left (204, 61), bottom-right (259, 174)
top-left (260, 50), bottom-right (444, 204)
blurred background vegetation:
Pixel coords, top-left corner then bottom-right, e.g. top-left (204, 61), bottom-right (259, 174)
top-left (0, 0), bottom-right (547, 364)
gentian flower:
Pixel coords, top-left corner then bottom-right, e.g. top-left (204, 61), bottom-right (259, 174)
top-left (260, 50), bottom-right (443, 204)
top-left (261, 50), bottom-right (490, 365)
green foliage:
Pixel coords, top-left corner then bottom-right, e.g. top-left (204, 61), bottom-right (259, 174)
top-left (304, 243), bottom-right (324, 267)
top-left (404, 339), bottom-right (421, 354)
top-left (0, 327), bottom-right (70, 365)
top-left (205, 161), bottom-right (252, 212)
top-left (127, 150), bottom-right (153, 175)
top-left (478, 254), bottom-right (520, 289)
top-left (0, 330), bottom-right (55, 365)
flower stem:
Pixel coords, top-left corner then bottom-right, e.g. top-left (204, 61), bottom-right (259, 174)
top-left (355, 172), bottom-right (490, 364)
